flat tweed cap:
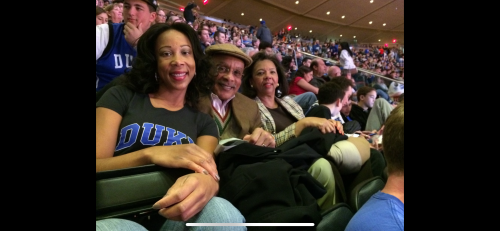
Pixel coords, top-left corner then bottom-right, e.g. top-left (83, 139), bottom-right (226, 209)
top-left (205, 43), bottom-right (253, 68)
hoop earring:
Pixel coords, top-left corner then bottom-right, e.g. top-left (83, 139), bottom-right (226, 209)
top-left (155, 73), bottom-right (158, 82)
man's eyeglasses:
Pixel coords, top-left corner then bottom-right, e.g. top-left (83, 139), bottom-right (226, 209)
top-left (158, 15), bottom-right (166, 18)
top-left (216, 65), bottom-right (243, 78)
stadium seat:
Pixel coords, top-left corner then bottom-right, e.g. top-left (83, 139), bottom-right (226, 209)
top-left (96, 165), bottom-right (191, 229)
top-left (348, 176), bottom-right (385, 212)
top-left (317, 202), bottom-right (354, 231)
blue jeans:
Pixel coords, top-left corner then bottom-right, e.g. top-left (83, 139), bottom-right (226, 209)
top-left (96, 197), bottom-right (246, 231)
top-left (160, 197), bottom-right (247, 231)
top-left (293, 92), bottom-right (317, 114)
top-left (96, 218), bottom-right (148, 231)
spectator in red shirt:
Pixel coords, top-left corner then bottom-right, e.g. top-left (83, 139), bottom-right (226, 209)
top-left (289, 66), bottom-right (318, 96)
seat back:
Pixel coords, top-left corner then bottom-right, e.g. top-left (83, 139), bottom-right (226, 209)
top-left (348, 176), bottom-right (385, 212)
top-left (317, 202), bottom-right (354, 231)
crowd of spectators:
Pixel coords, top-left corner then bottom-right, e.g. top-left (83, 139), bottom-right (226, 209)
top-left (96, 0), bottom-right (404, 80)
top-left (96, 1), bottom-right (404, 230)
top-left (95, 0), bottom-right (405, 155)
top-left (95, 0), bottom-right (405, 154)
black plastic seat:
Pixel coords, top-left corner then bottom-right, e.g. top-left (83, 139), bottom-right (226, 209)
top-left (96, 165), bottom-right (191, 220)
top-left (348, 176), bottom-right (385, 212)
top-left (317, 202), bottom-right (354, 231)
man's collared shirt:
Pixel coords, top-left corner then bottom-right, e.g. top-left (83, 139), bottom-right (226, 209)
top-left (210, 93), bottom-right (235, 117)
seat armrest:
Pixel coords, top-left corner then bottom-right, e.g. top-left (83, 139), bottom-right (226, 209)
top-left (96, 164), bottom-right (192, 220)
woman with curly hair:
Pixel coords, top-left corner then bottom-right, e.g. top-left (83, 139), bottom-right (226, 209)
top-left (96, 23), bottom-right (245, 229)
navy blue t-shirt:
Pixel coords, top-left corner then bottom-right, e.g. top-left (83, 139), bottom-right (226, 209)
top-left (96, 85), bottom-right (218, 156)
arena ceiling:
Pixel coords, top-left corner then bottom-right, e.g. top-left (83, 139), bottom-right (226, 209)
top-left (157, 0), bottom-right (404, 46)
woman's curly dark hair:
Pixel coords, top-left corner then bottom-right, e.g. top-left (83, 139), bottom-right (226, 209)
top-left (121, 23), bottom-right (215, 109)
top-left (241, 51), bottom-right (289, 99)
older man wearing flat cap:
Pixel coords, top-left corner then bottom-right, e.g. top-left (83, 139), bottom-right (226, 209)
top-left (201, 45), bottom-right (343, 213)
top-left (199, 44), bottom-right (276, 148)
